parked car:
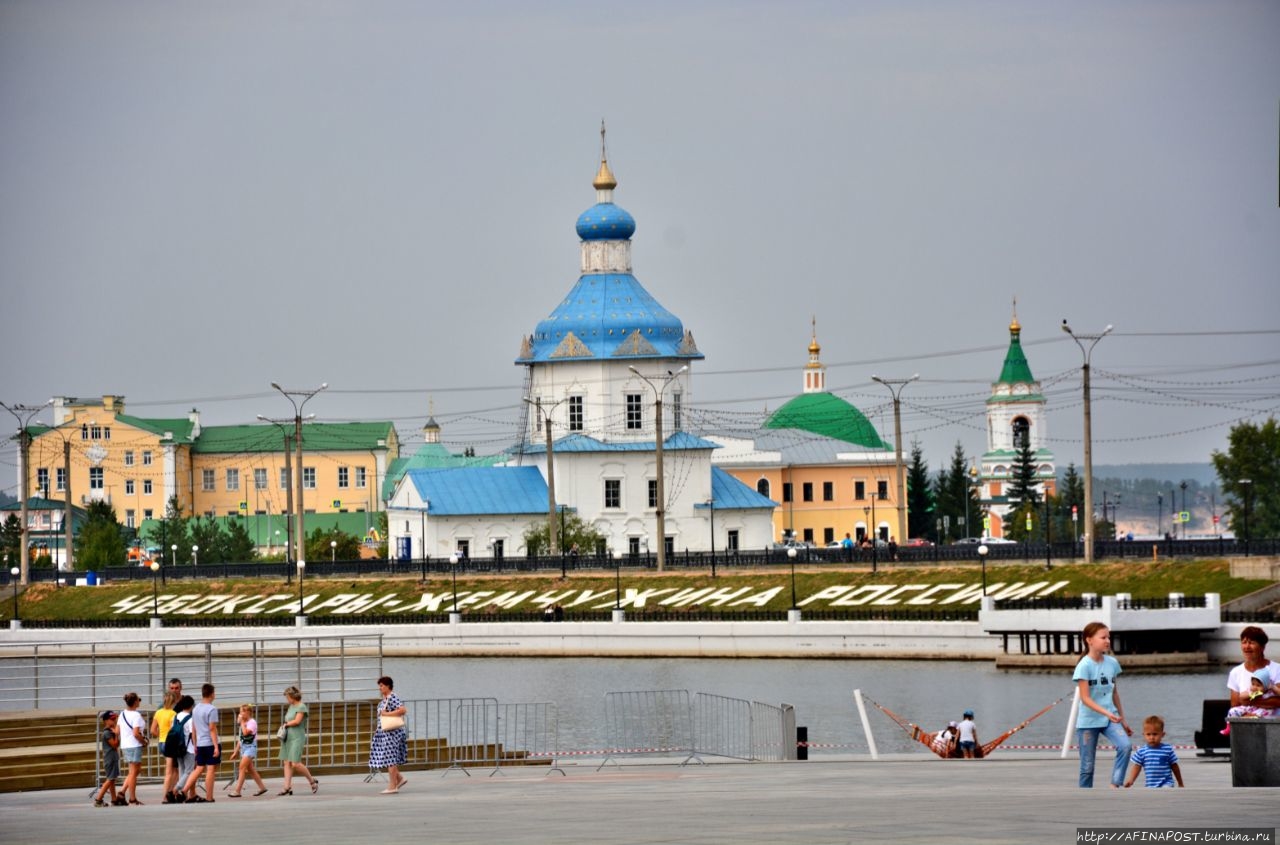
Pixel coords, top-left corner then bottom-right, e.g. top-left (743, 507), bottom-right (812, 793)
top-left (904, 538), bottom-right (933, 547)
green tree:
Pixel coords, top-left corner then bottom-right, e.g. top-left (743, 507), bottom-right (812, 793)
top-left (1, 514), bottom-right (21, 569)
top-left (523, 510), bottom-right (605, 557)
top-left (906, 440), bottom-right (934, 542)
top-left (76, 501), bottom-right (126, 570)
top-left (1212, 417), bottom-right (1280, 539)
top-left (933, 442), bottom-right (977, 543)
top-left (1006, 439), bottom-right (1041, 506)
top-left (223, 519), bottom-right (258, 562)
top-left (1057, 464), bottom-right (1085, 541)
top-left (305, 526), bottom-right (361, 561)
top-left (189, 517), bottom-right (227, 564)
top-left (142, 496), bottom-right (191, 567)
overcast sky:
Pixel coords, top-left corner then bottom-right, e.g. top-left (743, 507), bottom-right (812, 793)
top-left (2, 0), bottom-right (1278, 497)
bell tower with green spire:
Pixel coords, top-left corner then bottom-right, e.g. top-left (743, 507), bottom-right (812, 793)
top-left (974, 301), bottom-right (1056, 537)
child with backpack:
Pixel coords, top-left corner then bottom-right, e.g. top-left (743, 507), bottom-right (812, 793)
top-left (163, 695), bottom-right (195, 804)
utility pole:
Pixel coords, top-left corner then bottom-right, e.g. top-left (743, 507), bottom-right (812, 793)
top-left (871, 374), bottom-right (919, 546)
top-left (1061, 321), bottom-right (1112, 565)
top-left (523, 397), bottom-right (567, 557)
top-left (2, 401), bottom-right (49, 585)
top-left (258, 416), bottom-right (294, 562)
top-left (629, 365), bottom-right (688, 572)
top-left (270, 383), bottom-right (327, 568)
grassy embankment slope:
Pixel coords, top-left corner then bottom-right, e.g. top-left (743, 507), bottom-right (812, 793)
top-left (0, 558), bottom-right (1268, 623)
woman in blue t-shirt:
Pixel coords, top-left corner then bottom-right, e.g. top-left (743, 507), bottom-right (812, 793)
top-left (1072, 621), bottom-right (1132, 788)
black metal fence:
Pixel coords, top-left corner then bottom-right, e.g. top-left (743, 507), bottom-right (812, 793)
top-left (9, 536), bottom-right (1276, 586)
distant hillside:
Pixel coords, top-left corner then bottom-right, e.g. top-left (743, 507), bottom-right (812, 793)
top-left (1086, 464), bottom-right (1217, 485)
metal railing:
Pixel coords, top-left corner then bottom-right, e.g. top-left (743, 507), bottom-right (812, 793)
top-left (599, 689), bottom-right (699, 769)
top-left (0, 634), bottom-right (383, 710)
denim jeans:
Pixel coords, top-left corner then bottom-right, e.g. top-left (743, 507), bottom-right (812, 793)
top-left (1077, 721), bottom-right (1132, 788)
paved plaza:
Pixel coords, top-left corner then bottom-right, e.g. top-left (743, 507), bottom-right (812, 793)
top-left (0, 753), bottom-right (1274, 845)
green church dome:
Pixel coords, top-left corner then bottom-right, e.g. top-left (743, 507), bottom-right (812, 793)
top-left (764, 392), bottom-right (890, 450)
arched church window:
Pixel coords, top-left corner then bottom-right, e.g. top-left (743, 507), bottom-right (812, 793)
top-left (1012, 417), bottom-right (1030, 449)
top-left (756, 478), bottom-right (770, 498)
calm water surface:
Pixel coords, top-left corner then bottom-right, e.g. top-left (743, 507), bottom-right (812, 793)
top-left (384, 657), bottom-right (1226, 755)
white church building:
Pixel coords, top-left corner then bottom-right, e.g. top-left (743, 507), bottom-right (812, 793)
top-left (386, 132), bottom-right (777, 560)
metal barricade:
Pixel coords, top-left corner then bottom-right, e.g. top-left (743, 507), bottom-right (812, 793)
top-left (693, 692), bottom-right (754, 760)
top-left (402, 697), bottom-right (499, 776)
top-left (599, 689), bottom-right (700, 770)
top-left (491, 702), bottom-right (564, 776)
top-left (750, 700), bottom-right (796, 762)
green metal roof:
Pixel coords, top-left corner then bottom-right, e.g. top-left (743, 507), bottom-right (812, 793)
top-left (995, 326), bottom-right (1035, 385)
top-left (139, 511), bottom-right (379, 547)
top-left (192, 421), bottom-right (395, 454)
top-left (383, 442), bottom-right (504, 500)
top-left (763, 392), bottom-right (889, 450)
top-left (115, 414), bottom-right (198, 442)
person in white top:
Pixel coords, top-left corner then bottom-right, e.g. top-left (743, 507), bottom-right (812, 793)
top-left (1227, 627), bottom-right (1280, 717)
top-left (956, 710), bottom-right (980, 759)
top-left (117, 691), bottom-right (148, 805)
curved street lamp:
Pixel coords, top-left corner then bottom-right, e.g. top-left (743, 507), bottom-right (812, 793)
top-left (978, 544), bottom-right (990, 596)
top-left (870, 374), bottom-right (919, 548)
top-left (1061, 321), bottom-right (1113, 564)
top-left (627, 365), bottom-right (688, 572)
top-left (271, 382), bottom-right (328, 569)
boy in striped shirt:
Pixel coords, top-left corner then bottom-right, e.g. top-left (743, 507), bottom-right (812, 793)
top-left (1124, 715), bottom-right (1183, 789)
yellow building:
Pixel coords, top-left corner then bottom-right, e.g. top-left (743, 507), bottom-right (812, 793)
top-left (710, 331), bottom-right (906, 547)
top-left (24, 396), bottom-right (397, 531)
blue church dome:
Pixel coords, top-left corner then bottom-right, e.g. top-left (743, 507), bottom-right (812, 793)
top-left (575, 203), bottom-right (635, 241)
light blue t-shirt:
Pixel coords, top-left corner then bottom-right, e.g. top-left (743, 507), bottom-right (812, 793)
top-left (192, 701), bottom-right (219, 747)
top-left (1131, 743), bottom-right (1178, 787)
top-left (1073, 653), bottom-right (1122, 729)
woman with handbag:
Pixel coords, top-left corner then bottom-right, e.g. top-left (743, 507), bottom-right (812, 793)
top-left (277, 686), bottom-right (318, 796)
top-left (370, 676), bottom-right (408, 794)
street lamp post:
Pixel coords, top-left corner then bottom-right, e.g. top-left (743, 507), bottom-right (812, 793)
top-left (628, 365), bottom-right (689, 572)
top-left (9, 567), bottom-right (19, 628)
top-left (871, 374), bottom-right (919, 549)
top-left (330, 539), bottom-right (337, 562)
top-left (34, 419), bottom-right (76, 579)
top-left (191, 545), bottom-right (199, 567)
top-left (271, 382), bottom-right (328, 573)
top-left (707, 497), bottom-right (716, 578)
top-left (1062, 321), bottom-right (1112, 565)
top-left (612, 550), bottom-right (625, 622)
top-left (296, 560), bottom-right (306, 623)
top-left (449, 553), bottom-right (460, 620)
top-left (1180, 481), bottom-right (1188, 540)
top-left (257, 416), bottom-right (295, 562)
top-left (2, 401), bottom-right (51, 586)
top-left (170, 544), bottom-right (177, 569)
top-left (787, 545), bottom-right (798, 610)
top-left (149, 562), bottom-right (161, 624)
top-left (1239, 479), bottom-right (1252, 556)
top-left (978, 544), bottom-right (989, 596)
top-left (869, 495), bottom-right (878, 573)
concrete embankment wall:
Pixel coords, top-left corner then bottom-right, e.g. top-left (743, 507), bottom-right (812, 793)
top-left (1, 619), bottom-right (1263, 662)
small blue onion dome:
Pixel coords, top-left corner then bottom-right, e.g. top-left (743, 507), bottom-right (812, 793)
top-left (576, 203), bottom-right (636, 241)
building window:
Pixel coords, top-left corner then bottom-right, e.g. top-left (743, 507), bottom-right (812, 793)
top-left (1012, 417), bottom-right (1030, 449)
top-left (877, 480), bottom-right (888, 501)
top-left (356, 466), bottom-right (367, 488)
top-left (672, 392), bottom-right (682, 430)
top-left (203, 469), bottom-right (216, 492)
top-left (125, 479), bottom-right (135, 495)
top-left (104, 427), bottom-right (111, 440)
top-left (80, 424), bottom-right (88, 440)
top-left (338, 467), bottom-right (349, 488)
top-left (254, 468), bottom-right (267, 490)
top-left (90, 467), bottom-right (103, 490)
top-left (756, 478), bottom-right (770, 498)
top-left (56, 467), bottom-right (65, 492)
top-left (125, 509), bottom-right (135, 529)
top-left (226, 469), bottom-right (240, 491)
top-left (648, 479), bottom-right (658, 509)
top-left (626, 393), bottom-right (643, 430)
top-left (803, 528), bottom-right (814, 543)
top-left (279, 468), bottom-right (289, 490)
top-left (802, 482), bottom-right (813, 502)
top-left (491, 538), bottom-right (504, 560)
top-left (823, 481), bottom-right (834, 502)
top-left (534, 397), bottom-right (543, 433)
top-left (143, 479), bottom-right (152, 495)
top-left (142, 451), bottom-right (153, 466)
top-left (143, 509), bottom-right (153, 521)
top-left (568, 395), bottom-right (584, 432)
top-left (124, 450), bottom-right (135, 467)
top-left (782, 483), bottom-right (792, 503)
top-left (854, 481), bottom-right (865, 500)
top-left (604, 479), bottom-right (621, 509)
top-left (37, 468), bottom-right (49, 495)
top-left (824, 527), bottom-right (835, 544)
top-left (727, 529), bottom-right (739, 551)
top-left (303, 467), bottom-right (316, 489)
